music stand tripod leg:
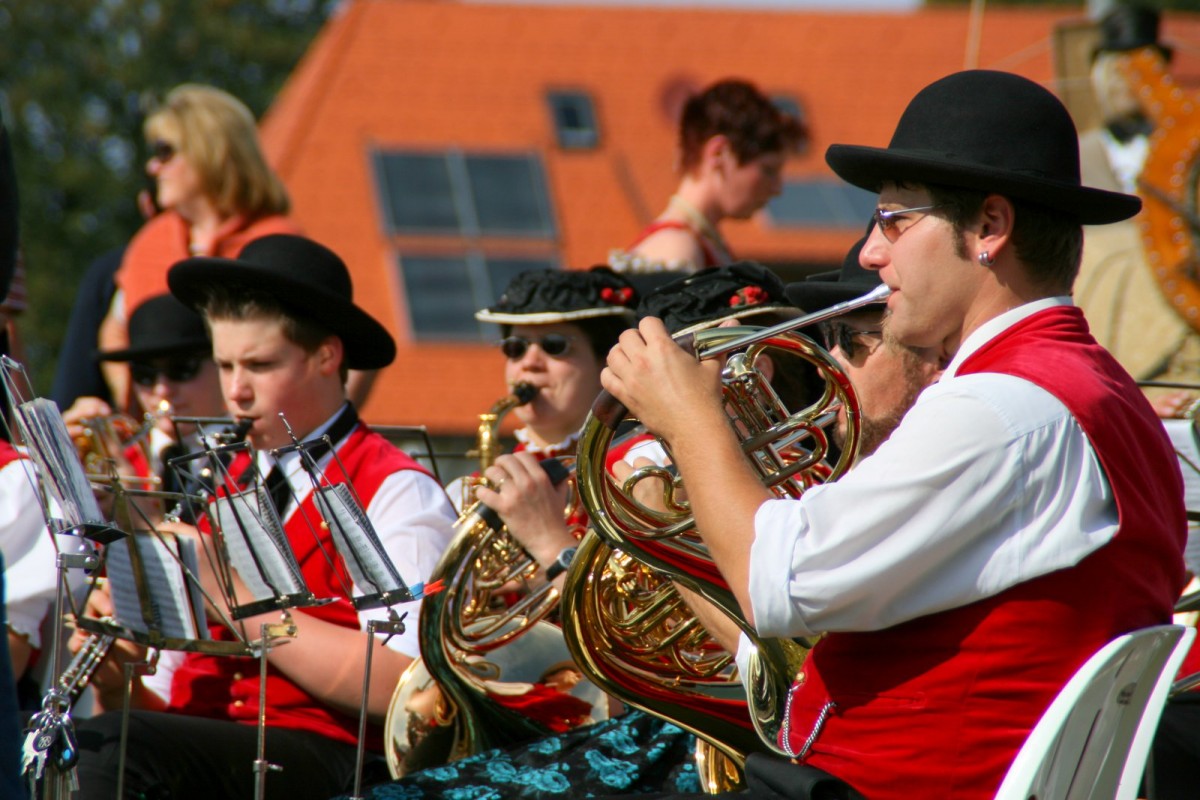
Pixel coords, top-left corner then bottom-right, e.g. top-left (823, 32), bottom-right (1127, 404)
top-left (115, 651), bottom-right (158, 800)
top-left (252, 619), bottom-right (291, 800)
top-left (349, 616), bottom-right (406, 800)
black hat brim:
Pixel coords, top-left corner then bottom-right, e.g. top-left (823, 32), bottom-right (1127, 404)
top-left (826, 144), bottom-right (1142, 225)
top-left (168, 257), bottom-right (396, 370)
top-left (97, 337), bottom-right (212, 363)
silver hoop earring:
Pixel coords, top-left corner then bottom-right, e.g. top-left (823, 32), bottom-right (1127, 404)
top-left (978, 251), bottom-right (994, 267)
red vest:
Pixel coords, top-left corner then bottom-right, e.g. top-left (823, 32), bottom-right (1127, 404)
top-left (167, 425), bottom-right (433, 747)
top-left (785, 306), bottom-right (1186, 799)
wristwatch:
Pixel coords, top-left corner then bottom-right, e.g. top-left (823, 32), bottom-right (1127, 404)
top-left (544, 546), bottom-right (578, 581)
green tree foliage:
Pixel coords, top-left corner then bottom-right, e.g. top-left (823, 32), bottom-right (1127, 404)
top-left (0, 0), bottom-right (334, 393)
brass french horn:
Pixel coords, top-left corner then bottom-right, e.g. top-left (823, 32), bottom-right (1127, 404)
top-left (384, 383), bottom-right (606, 777)
top-left (563, 287), bottom-right (885, 774)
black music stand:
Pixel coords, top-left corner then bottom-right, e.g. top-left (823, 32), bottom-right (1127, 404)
top-left (170, 435), bottom-right (336, 800)
top-left (1, 357), bottom-right (115, 799)
top-left (277, 417), bottom-right (427, 800)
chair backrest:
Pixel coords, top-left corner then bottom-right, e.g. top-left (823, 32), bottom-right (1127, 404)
top-left (994, 624), bottom-right (1195, 800)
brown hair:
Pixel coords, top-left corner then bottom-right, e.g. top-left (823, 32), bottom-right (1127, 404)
top-left (921, 183), bottom-right (1084, 294)
top-left (200, 285), bottom-right (348, 383)
top-left (678, 79), bottom-right (807, 171)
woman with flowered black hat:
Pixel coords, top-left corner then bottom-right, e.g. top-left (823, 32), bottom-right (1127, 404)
top-left (346, 268), bottom-right (706, 799)
top-left (472, 267), bottom-right (636, 468)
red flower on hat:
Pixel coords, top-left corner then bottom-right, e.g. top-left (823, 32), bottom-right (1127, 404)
top-left (601, 287), bottom-right (634, 306)
top-left (729, 285), bottom-right (769, 307)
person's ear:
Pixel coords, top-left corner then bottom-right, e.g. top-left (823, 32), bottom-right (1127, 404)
top-left (314, 336), bottom-right (344, 376)
top-left (975, 194), bottom-right (1015, 266)
top-left (702, 134), bottom-right (732, 174)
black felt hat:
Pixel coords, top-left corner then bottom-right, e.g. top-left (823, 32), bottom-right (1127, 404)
top-left (167, 234), bottom-right (396, 370)
top-left (786, 226), bottom-right (883, 312)
top-left (637, 262), bottom-right (798, 335)
top-left (97, 294), bottom-right (211, 362)
top-left (825, 70), bottom-right (1142, 225)
top-left (1095, 5), bottom-right (1171, 60)
top-left (475, 267), bottom-right (637, 324)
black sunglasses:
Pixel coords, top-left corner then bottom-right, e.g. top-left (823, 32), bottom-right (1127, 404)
top-left (131, 356), bottom-right (205, 388)
top-left (499, 334), bottom-right (574, 360)
top-left (819, 321), bottom-right (882, 360)
top-left (148, 139), bottom-right (177, 164)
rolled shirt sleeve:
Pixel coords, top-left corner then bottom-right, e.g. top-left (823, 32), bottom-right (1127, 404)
top-left (358, 469), bottom-right (457, 657)
top-left (749, 372), bottom-right (1117, 640)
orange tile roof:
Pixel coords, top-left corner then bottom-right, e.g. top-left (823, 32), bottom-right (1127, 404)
top-left (259, 0), bottom-right (1200, 434)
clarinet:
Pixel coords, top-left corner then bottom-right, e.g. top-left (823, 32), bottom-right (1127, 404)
top-left (55, 625), bottom-right (116, 708)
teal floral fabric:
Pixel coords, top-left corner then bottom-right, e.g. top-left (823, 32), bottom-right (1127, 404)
top-left (342, 710), bottom-right (701, 799)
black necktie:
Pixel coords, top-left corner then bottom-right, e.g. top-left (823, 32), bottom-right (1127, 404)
top-left (252, 405), bottom-right (360, 517)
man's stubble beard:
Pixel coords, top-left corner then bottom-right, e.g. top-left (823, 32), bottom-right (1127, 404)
top-left (856, 338), bottom-right (933, 458)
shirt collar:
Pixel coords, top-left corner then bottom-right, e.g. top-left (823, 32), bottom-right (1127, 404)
top-left (514, 426), bottom-right (581, 456)
top-left (942, 297), bottom-right (1073, 380)
top-left (257, 402), bottom-right (353, 473)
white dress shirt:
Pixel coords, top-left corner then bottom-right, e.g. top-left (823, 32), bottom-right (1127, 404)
top-left (747, 298), bottom-right (1117, 640)
top-left (2, 455), bottom-right (93, 649)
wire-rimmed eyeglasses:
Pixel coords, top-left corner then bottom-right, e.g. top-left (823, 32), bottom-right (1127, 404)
top-left (873, 204), bottom-right (946, 243)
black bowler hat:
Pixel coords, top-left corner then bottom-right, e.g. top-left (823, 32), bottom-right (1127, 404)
top-left (637, 261), bottom-right (798, 336)
top-left (786, 223), bottom-right (882, 312)
top-left (97, 294), bottom-right (210, 362)
top-left (825, 70), bottom-right (1142, 225)
top-left (1095, 5), bottom-right (1171, 61)
top-left (167, 234), bottom-right (396, 370)
top-left (475, 267), bottom-right (637, 325)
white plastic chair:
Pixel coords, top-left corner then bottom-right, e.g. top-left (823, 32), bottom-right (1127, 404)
top-left (994, 623), bottom-right (1195, 800)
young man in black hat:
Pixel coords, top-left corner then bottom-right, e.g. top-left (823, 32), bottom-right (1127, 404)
top-left (603, 70), bottom-right (1186, 799)
top-left (72, 235), bottom-right (457, 799)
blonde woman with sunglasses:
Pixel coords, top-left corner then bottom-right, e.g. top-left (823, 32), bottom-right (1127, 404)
top-left (97, 84), bottom-right (300, 413)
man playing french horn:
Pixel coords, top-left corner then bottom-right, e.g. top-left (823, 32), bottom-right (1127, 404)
top-left (601, 71), bottom-right (1187, 800)
top-left (362, 253), bottom-right (947, 800)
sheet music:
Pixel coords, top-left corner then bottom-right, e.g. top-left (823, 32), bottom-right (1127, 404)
top-left (14, 398), bottom-right (104, 527)
top-left (105, 532), bottom-right (207, 641)
top-left (1165, 419), bottom-right (1200, 510)
top-left (211, 487), bottom-right (307, 602)
top-left (314, 483), bottom-right (408, 596)
top-left (1164, 418), bottom-right (1200, 575)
